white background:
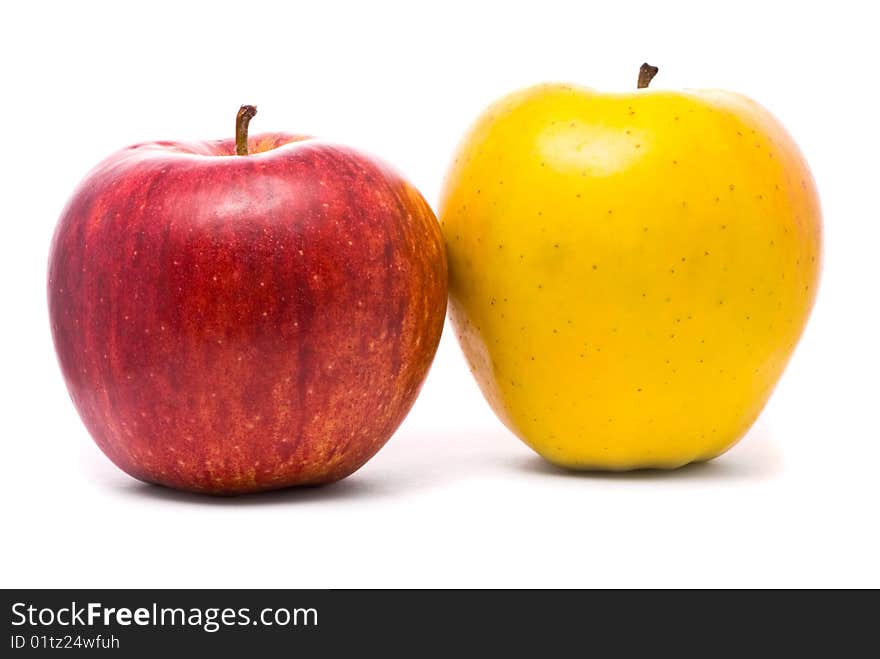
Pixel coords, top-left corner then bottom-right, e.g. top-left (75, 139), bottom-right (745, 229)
top-left (2, 0), bottom-right (878, 588)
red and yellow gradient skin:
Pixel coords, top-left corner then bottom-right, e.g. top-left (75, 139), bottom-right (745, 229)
top-left (440, 83), bottom-right (821, 469)
top-left (49, 133), bottom-right (446, 494)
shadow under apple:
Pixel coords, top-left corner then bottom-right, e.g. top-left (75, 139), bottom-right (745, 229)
top-left (86, 419), bottom-right (784, 505)
top-left (112, 476), bottom-right (385, 506)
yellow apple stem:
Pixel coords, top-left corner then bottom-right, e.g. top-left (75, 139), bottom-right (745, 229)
top-left (235, 105), bottom-right (258, 155)
top-left (637, 63), bottom-right (659, 89)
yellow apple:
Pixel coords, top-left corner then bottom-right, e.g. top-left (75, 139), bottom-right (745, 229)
top-left (439, 65), bottom-right (822, 470)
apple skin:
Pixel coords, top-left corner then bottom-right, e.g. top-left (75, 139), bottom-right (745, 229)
top-left (48, 132), bottom-right (447, 494)
top-left (439, 83), bottom-right (821, 470)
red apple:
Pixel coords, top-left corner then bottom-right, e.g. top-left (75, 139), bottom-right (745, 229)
top-left (48, 106), bottom-right (447, 495)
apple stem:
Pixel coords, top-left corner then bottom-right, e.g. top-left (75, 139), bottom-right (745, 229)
top-left (637, 63), bottom-right (659, 89)
top-left (235, 105), bottom-right (258, 155)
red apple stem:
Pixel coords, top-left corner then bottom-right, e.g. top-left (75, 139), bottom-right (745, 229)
top-left (637, 63), bottom-right (659, 89)
top-left (235, 105), bottom-right (258, 155)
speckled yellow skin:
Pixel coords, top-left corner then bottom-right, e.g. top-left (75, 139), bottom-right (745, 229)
top-left (439, 83), bottom-right (822, 469)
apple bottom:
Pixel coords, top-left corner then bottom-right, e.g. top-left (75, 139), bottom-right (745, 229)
top-left (77, 367), bottom-right (430, 496)
top-left (112, 435), bottom-right (386, 497)
top-left (65, 309), bottom-right (443, 495)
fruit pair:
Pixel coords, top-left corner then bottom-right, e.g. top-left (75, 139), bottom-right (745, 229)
top-left (49, 67), bottom-right (821, 494)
